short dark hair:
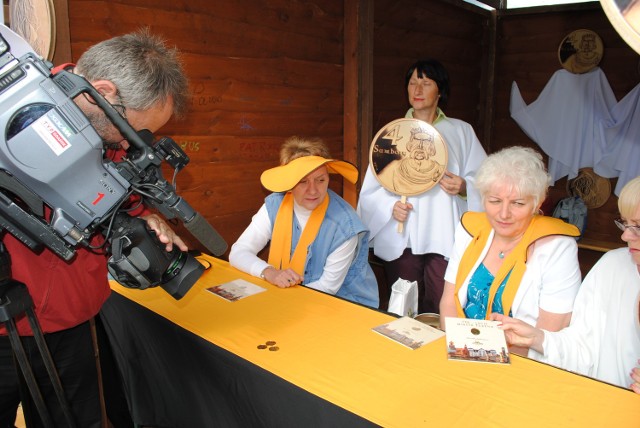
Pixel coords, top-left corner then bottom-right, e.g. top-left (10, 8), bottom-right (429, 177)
top-left (405, 59), bottom-right (450, 108)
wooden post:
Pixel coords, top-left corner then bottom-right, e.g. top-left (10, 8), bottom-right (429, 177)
top-left (52, 0), bottom-right (72, 64)
top-left (343, 0), bottom-right (373, 208)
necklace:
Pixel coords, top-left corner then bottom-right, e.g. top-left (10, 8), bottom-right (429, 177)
top-left (498, 245), bottom-right (517, 259)
top-left (496, 236), bottom-right (524, 259)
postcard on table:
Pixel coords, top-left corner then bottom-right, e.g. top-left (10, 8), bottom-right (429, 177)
top-left (372, 316), bottom-right (445, 350)
top-left (444, 317), bottom-right (510, 364)
top-left (206, 279), bottom-right (266, 302)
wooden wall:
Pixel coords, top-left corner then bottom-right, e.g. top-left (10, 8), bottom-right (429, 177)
top-left (370, 1), bottom-right (639, 276)
top-left (369, 0), bottom-right (491, 304)
top-left (372, 0), bottom-right (491, 140)
top-left (59, 0), bottom-right (639, 274)
top-left (492, 3), bottom-right (640, 274)
top-left (66, 0), bottom-right (346, 256)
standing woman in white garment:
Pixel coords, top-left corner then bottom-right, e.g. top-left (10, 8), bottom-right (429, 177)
top-left (358, 59), bottom-right (487, 314)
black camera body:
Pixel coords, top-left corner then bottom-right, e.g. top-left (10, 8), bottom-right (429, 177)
top-left (108, 215), bottom-right (205, 299)
top-left (0, 25), bottom-right (226, 299)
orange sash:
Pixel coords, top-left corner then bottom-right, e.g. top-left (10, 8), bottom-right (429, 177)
top-left (454, 212), bottom-right (579, 318)
top-left (268, 192), bottom-right (329, 277)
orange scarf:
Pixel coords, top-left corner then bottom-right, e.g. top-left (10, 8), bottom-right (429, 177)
top-left (268, 192), bottom-right (329, 277)
top-left (454, 212), bottom-right (580, 319)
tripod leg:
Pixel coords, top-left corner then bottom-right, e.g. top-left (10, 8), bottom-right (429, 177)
top-left (4, 318), bottom-right (55, 427)
top-left (25, 308), bottom-right (76, 428)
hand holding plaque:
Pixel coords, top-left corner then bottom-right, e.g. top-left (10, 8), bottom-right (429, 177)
top-left (369, 118), bottom-right (448, 232)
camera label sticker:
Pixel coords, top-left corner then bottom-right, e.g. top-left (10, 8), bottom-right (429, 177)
top-left (32, 110), bottom-right (72, 156)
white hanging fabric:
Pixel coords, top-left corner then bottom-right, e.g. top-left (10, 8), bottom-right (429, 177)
top-left (595, 82), bottom-right (640, 196)
top-left (510, 68), bottom-right (616, 183)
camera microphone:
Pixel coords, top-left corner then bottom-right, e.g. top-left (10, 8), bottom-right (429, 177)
top-left (184, 212), bottom-right (228, 256)
top-left (120, 130), bottom-right (228, 256)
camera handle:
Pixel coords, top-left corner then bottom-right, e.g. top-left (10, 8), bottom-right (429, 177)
top-left (0, 252), bottom-right (76, 427)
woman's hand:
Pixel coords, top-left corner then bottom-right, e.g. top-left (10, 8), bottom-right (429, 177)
top-left (491, 313), bottom-right (545, 354)
top-left (261, 266), bottom-right (302, 288)
top-left (142, 214), bottom-right (188, 252)
top-left (439, 171), bottom-right (466, 196)
top-left (631, 362), bottom-right (640, 394)
top-left (392, 200), bottom-right (413, 222)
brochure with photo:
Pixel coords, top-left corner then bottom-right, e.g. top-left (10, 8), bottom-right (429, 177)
top-left (372, 316), bottom-right (445, 350)
top-left (445, 317), bottom-right (510, 364)
top-left (206, 279), bottom-right (266, 302)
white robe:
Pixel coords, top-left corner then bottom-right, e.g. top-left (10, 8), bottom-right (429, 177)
top-left (540, 248), bottom-right (640, 390)
top-left (510, 68), bottom-right (616, 183)
top-left (357, 115), bottom-right (486, 261)
top-left (595, 82), bottom-right (640, 196)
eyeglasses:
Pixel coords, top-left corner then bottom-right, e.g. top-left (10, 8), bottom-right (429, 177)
top-left (82, 92), bottom-right (127, 119)
top-left (614, 219), bottom-right (640, 236)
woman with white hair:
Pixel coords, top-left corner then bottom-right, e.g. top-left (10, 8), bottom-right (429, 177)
top-left (494, 176), bottom-right (640, 392)
top-left (439, 146), bottom-right (582, 357)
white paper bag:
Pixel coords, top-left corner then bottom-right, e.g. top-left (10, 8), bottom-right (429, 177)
top-left (387, 278), bottom-right (418, 317)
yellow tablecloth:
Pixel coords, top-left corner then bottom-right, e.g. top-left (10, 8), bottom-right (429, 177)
top-left (110, 255), bottom-right (640, 427)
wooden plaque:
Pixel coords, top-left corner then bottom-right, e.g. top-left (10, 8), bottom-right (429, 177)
top-left (369, 118), bottom-right (448, 197)
top-left (9, 0), bottom-right (56, 60)
top-left (557, 29), bottom-right (604, 74)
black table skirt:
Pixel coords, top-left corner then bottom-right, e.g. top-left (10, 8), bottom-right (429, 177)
top-left (100, 292), bottom-right (377, 428)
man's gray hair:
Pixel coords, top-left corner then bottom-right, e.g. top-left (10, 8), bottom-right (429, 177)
top-left (76, 28), bottom-right (189, 118)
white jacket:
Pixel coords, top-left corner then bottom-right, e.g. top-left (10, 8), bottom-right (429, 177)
top-left (444, 221), bottom-right (582, 328)
top-left (541, 248), bottom-right (640, 389)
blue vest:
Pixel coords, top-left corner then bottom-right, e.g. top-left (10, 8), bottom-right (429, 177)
top-left (265, 190), bottom-right (379, 308)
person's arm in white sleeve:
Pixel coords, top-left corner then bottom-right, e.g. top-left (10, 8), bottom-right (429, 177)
top-left (440, 221), bottom-right (471, 329)
top-left (305, 235), bottom-right (358, 295)
top-left (458, 125), bottom-right (487, 212)
top-left (357, 168), bottom-right (397, 239)
top-left (534, 236), bottom-right (581, 332)
top-left (228, 204), bottom-right (273, 277)
top-left (535, 257), bottom-right (601, 373)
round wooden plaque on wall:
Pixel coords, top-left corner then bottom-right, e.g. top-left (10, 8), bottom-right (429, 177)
top-left (566, 168), bottom-right (611, 209)
top-left (9, 0), bottom-right (56, 60)
top-left (558, 29), bottom-right (604, 74)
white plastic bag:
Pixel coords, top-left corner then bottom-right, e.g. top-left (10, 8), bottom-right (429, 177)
top-left (387, 278), bottom-right (418, 317)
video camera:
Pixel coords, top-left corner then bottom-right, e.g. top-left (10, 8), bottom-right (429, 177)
top-left (0, 25), bottom-right (227, 299)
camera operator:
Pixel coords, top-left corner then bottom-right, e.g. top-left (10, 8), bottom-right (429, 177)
top-left (0, 29), bottom-right (190, 427)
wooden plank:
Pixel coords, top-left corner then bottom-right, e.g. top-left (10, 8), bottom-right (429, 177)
top-left (166, 111), bottom-right (343, 136)
top-left (184, 79), bottom-right (343, 113)
top-left (182, 54), bottom-right (343, 87)
top-left (69, 1), bottom-right (343, 63)
top-left (373, 0), bottom-right (490, 147)
top-left (491, 7), bottom-right (636, 273)
top-left (52, 0), bottom-right (72, 64)
top-left (577, 238), bottom-right (624, 253)
top-left (343, 0), bottom-right (373, 205)
top-left (67, 0), bottom-right (346, 256)
top-left (482, 10), bottom-right (498, 152)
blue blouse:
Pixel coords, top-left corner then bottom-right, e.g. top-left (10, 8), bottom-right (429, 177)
top-left (464, 263), bottom-right (512, 319)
